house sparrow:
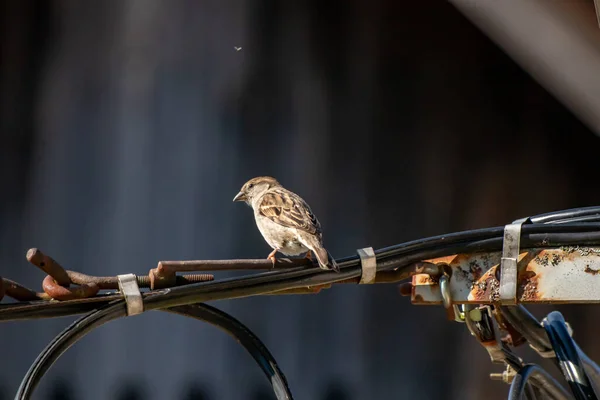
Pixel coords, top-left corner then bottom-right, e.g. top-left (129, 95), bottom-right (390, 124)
top-left (233, 176), bottom-right (339, 272)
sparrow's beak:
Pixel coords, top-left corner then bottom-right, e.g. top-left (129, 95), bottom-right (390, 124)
top-left (233, 191), bottom-right (247, 202)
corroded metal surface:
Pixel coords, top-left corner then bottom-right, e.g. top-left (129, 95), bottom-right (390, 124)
top-left (3, 247), bottom-right (431, 302)
top-left (27, 248), bottom-right (71, 286)
top-left (42, 275), bottom-right (100, 301)
top-left (0, 248), bottom-right (215, 301)
top-left (412, 247), bottom-right (600, 304)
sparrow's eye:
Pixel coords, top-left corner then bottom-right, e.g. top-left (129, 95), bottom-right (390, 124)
top-left (248, 183), bottom-right (254, 189)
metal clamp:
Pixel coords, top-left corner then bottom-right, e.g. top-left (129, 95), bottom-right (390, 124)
top-left (117, 274), bottom-right (144, 316)
top-left (440, 274), bottom-right (465, 323)
top-left (440, 274), bottom-right (452, 309)
top-left (357, 247), bottom-right (376, 284)
top-left (499, 217), bottom-right (528, 304)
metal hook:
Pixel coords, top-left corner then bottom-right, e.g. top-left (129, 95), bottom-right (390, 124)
top-left (439, 274), bottom-right (465, 323)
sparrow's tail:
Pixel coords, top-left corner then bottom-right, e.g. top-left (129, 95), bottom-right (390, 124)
top-left (313, 246), bottom-right (340, 273)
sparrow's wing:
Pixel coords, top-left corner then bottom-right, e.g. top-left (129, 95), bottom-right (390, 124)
top-left (258, 189), bottom-right (322, 238)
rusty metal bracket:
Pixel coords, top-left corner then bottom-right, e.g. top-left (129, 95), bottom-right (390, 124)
top-left (464, 305), bottom-right (522, 369)
top-left (117, 274), bottom-right (144, 316)
top-left (357, 247), bottom-right (376, 284)
top-left (499, 218), bottom-right (528, 304)
top-left (411, 246), bottom-right (600, 304)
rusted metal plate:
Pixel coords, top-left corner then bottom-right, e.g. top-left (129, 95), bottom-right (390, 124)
top-left (412, 247), bottom-right (600, 304)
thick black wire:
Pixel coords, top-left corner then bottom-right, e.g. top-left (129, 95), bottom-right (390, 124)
top-left (166, 304), bottom-right (293, 400)
top-left (0, 294), bottom-right (123, 321)
top-left (508, 365), bottom-right (538, 400)
top-left (15, 300), bottom-right (126, 399)
top-left (508, 364), bottom-right (572, 400)
top-left (16, 301), bottom-right (294, 400)
top-left (4, 222), bottom-right (600, 321)
top-left (499, 306), bottom-right (552, 353)
top-left (373, 222), bottom-right (600, 260)
top-left (576, 344), bottom-right (600, 395)
top-left (142, 229), bottom-right (600, 312)
top-left (530, 207), bottom-right (600, 224)
top-left (543, 215), bottom-right (600, 224)
top-left (499, 306), bottom-right (600, 396)
top-left (543, 312), bottom-right (598, 400)
top-left (10, 206), bottom-right (600, 398)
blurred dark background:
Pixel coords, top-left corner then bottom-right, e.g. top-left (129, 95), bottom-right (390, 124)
top-left (2, 1), bottom-right (600, 399)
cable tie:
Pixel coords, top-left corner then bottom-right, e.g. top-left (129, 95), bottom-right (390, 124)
top-left (117, 274), bottom-right (144, 316)
top-left (499, 217), bottom-right (528, 304)
top-left (357, 247), bottom-right (376, 284)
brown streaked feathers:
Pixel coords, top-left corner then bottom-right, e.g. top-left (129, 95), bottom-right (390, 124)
top-left (258, 189), bottom-right (322, 237)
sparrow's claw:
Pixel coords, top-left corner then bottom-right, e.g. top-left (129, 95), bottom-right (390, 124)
top-left (305, 250), bottom-right (312, 260)
top-left (267, 249), bottom-right (278, 268)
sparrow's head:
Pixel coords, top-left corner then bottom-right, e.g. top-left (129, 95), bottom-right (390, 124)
top-left (233, 176), bottom-right (281, 204)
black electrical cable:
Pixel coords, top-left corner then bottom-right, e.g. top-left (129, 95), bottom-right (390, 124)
top-left (166, 304), bottom-right (293, 400)
top-left (543, 312), bottom-right (598, 400)
top-left (508, 366), bottom-right (538, 400)
top-left (499, 306), bottom-right (600, 396)
top-left (137, 225), bottom-right (600, 311)
top-left (15, 300), bottom-right (127, 399)
top-left (374, 222), bottom-right (600, 260)
top-left (16, 302), bottom-right (294, 400)
top-left (4, 221), bottom-right (600, 321)
top-left (2, 207), bottom-right (600, 322)
top-left (141, 229), bottom-right (600, 312)
top-left (530, 206), bottom-right (600, 225)
top-left (499, 306), bottom-right (552, 354)
top-left (543, 215), bottom-right (600, 224)
top-left (9, 205), bottom-right (600, 399)
top-left (377, 229), bottom-right (600, 271)
top-left (0, 294), bottom-right (123, 322)
top-left (576, 343), bottom-right (600, 395)
top-left (508, 364), bottom-right (571, 400)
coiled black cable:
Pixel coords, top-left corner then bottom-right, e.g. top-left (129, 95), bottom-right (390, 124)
top-left (15, 301), bottom-right (294, 400)
top-left (166, 304), bottom-right (293, 400)
top-left (15, 300), bottom-right (126, 399)
top-left (508, 364), bottom-right (571, 400)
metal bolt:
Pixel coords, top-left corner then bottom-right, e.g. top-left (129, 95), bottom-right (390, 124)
top-left (490, 367), bottom-right (515, 384)
top-left (136, 276), bottom-right (151, 287)
top-left (176, 274), bottom-right (215, 284)
top-left (489, 372), bottom-right (504, 381)
top-left (145, 271), bottom-right (216, 290)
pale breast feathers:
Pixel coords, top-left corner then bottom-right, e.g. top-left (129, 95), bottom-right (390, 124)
top-left (258, 189), bottom-right (322, 237)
